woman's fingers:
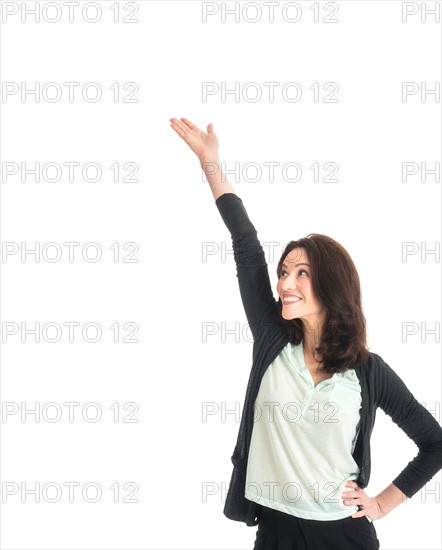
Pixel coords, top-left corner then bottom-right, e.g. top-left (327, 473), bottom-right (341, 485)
top-left (170, 117), bottom-right (219, 162)
top-left (170, 118), bottom-right (204, 142)
top-left (180, 117), bottom-right (196, 130)
top-left (170, 117), bottom-right (196, 132)
top-left (170, 117), bottom-right (207, 138)
top-left (170, 118), bottom-right (189, 134)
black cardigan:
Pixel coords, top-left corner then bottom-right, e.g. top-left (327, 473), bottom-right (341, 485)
top-left (215, 192), bottom-right (442, 527)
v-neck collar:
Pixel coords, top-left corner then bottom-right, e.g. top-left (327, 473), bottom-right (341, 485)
top-left (294, 339), bottom-right (339, 390)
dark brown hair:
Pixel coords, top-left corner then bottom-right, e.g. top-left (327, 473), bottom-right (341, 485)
top-left (276, 234), bottom-right (370, 373)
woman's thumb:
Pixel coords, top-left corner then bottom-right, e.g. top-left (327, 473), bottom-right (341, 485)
top-left (207, 122), bottom-right (214, 133)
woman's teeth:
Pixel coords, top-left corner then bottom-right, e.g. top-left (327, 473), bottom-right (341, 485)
top-left (284, 298), bottom-right (301, 304)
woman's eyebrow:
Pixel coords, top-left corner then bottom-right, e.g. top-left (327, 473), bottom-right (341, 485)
top-left (282, 262), bottom-right (310, 268)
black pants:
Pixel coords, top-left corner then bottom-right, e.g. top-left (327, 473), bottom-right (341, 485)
top-left (253, 503), bottom-right (380, 550)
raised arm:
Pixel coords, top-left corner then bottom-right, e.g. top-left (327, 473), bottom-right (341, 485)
top-left (214, 193), bottom-right (283, 341)
top-left (170, 117), bottom-right (283, 341)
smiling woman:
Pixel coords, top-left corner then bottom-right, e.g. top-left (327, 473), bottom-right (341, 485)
top-left (170, 117), bottom-right (442, 550)
top-left (275, 235), bottom-right (370, 376)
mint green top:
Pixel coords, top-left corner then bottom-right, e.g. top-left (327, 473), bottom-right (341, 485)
top-left (245, 340), bottom-right (362, 520)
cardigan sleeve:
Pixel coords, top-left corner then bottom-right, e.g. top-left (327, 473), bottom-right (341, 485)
top-left (375, 356), bottom-right (442, 498)
top-left (215, 193), bottom-right (282, 342)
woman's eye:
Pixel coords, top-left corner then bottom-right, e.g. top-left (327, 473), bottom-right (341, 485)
top-left (281, 269), bottom-right (308, 277)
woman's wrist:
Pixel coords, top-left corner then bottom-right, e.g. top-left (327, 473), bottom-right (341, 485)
top-left (199, 154), bottom-right (236, 200)
top-left (374, 483), bottom-right (407, 519)
top-left (199, 153), bottom-right (220, 170)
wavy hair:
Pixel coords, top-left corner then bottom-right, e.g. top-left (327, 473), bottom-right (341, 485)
top-left (276, 234), bottom-right (370, 373)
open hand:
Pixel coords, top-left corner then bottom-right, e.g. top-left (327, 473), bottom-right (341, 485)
top-left (169, 117), bottom-right (219, 163)
top-left (342, 481), bottom-right (383, 521)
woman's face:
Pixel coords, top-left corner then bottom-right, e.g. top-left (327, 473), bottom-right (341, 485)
top-left (277, 247), bottom-right (326, 323)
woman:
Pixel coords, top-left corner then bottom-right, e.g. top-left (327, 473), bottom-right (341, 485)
top-left (169, 117), bottom-right (442, 550)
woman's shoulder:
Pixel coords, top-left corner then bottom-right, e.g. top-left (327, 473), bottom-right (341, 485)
top-left (355, 351), bottom-right (404, 389)
top-left (350, 350), bottom-right (380, 367)
top-left (352, 350), bottom-right (389, 377)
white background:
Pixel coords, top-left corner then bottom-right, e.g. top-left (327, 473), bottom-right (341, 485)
top-left (0, 1), bottom-right (441, 549)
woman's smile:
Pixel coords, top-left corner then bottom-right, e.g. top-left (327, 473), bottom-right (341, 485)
top-left (283, 298), bottom-right (302, 305)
